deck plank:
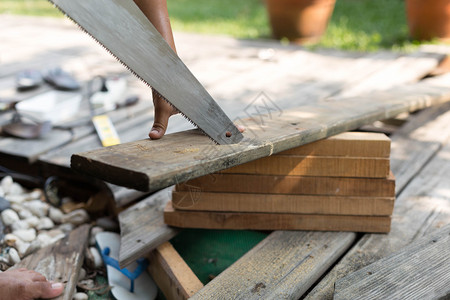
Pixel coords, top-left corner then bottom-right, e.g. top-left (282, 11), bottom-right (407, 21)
top-left (334, 225), bottom-right (450, 300)
top-left (118, 187), bottom-right (178, 267)
top-left (190, 231), bottom-right (355, 300)
top-left (12, 224), bottom-right (90, 300)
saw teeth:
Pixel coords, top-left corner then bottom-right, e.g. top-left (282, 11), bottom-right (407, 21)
top-left (47, 0), bottom-right (221, 145)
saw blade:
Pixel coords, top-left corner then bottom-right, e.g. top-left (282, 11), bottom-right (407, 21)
top-left (48, 0), bottom-right (243, 145)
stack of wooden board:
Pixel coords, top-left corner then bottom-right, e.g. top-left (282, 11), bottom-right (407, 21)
top-left (164, 132), bottom-right (396, 233)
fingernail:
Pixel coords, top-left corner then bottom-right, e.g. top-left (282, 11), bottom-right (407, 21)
top-left (51, 283), bottom-right (64, 289)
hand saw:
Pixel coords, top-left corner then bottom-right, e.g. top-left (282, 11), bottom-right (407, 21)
top-left (48, 0), bottom-right (244, 145)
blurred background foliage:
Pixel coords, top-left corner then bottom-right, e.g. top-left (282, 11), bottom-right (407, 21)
top-left (0, 0), bottom-right (437, 52)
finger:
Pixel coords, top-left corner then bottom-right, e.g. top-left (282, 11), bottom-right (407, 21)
top-left (29, 271), bottom-right (47, 282)
top-left (236, 125), bottom-right (245, 133)
top-left (149, 91), bottom-right (176, 140)
top-left (31, 281), bottom-right (64, 299)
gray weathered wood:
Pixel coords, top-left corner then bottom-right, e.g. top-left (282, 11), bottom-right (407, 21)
top-left (334, 225), bottom-right (450, 300)
top-left (71, 80), bottom-right (450, 192)
top-left (190, 231), bottom-right (355, 300)
top-left (304, 110), bottom-right (450, 299)
top-left (13, 224), bottom-right (90, 300)
top-left (118, 187), bottom-right (178, 267)
top-left (390, 101), bottom-right (450, 193)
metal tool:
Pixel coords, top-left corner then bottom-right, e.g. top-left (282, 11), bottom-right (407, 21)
top-left (48, 0), bottom-right (244, 145)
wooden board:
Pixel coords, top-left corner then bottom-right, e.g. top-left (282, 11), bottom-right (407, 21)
top-left (334, 225), bottom-right (450, 300)
top-left (171, 192), bottom-right (395, 216)
top-left (12, 224), bottom-right (90, 300)
top-left (176, 172), bottom-right (396, 197)
top-left (304, 105), bottom-right (450, 299)
top-left (275, 131), bottom-right (391, 157)
top-left (390, 100), bottom-right (450, 193)
top-left (164, 202), bottom-right (392, 233)
top-left (71, 79), bottom-right (450, 192)
top-left (190, 231), bottom-right (356, 300)
top-left (118, 188), bottom-right (178, 268)
top-left (147, 242), bottom-right (204, 300)
top-left (220, 155), bottom-right (390, 178)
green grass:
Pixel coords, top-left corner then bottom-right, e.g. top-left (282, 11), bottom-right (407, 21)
top-left (320, 0), bottom-right (420, 52)
top-left (0, 0), bottom-right (437, 52)
top-left (168, 0), bottom-right (269, 39)
top-left (0, 0), bottom-right (60, 16)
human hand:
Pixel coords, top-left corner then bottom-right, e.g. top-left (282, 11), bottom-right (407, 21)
top-left (0, 268), bottom-right (64, 300)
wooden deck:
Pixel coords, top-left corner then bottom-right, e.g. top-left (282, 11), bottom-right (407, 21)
top-left (1, 15), bottom-right (450, 299)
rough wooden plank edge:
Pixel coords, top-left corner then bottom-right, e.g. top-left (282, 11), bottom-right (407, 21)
top-left (13, 224), bottom-right (91, 300)
top-left (147, 242), bottom-right (204, 300)
top-left (71, 80), bottom-right (450, 192)
top-left (118, 188), bottom-right (179, 268)
top-left (334, 224), bottom-right (450, 300)
top-left (164, 201), bottom-right (392, 233)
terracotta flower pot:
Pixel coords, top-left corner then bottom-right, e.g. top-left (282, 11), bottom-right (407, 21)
top-left (266, 0), bottom-right (336, 44)
top-left (406, 0), bottom-right (450, 41)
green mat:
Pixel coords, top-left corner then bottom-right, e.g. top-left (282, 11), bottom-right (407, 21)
top-left (170, 229), bottom-right (269, 284)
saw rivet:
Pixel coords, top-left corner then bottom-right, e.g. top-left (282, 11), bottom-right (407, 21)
top-left (225, 131), bottom-right (232, 137)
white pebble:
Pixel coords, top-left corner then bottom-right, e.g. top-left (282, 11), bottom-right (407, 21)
top-left (10, 203), bottom-right (23, 213)
top-left (61, 209), bottom-right (89, 225)
top-left (23, 200), bottom-right (49, 217)
top-left (8, 248), bottom-right (21, 265)
top-left (78, 268), bottom-right (87, 281)
top-left (73, 292), bottom-right (88, 300)
top-left (37, 233), bottom-right (52, 248)
top-left (58, 223), bottom-right (74, 234)
top-left (1, 209), bottom-right (20, 226)
top-left (89, 226), bottom-right (104, 246)
top-left (4, 234), bottom-right (19, 247)
top-left (49, 207), bottom-right (64, 224)
top-left (8, 183), bottom-right (24, 196)
top-left (25, 216), bottom-right (40, 228)
top-left (18, 208), bottom-right (33, 220)
top-left (13, 228), bottom-right (36, 242)
top-left (0, 187), bottom-right (4, 197)
top-left (15, 240), bottom-right (31, 258)
top-left (36, 217), bottom-right (54, 230)
top-left (0, 176), bottom-right (13, 194)
top-left (37, 230), bottom-right (64, 247)
top-left (28, 189), bottom-right (43, 200)
top-left (88, 247), bottom-right (103, 268)
top-left (5, 194), bottom-right (27, 204)
top-left (11, 220), bottom-right (31, 231)
top-left (25, 240), bottom-right (41, 256)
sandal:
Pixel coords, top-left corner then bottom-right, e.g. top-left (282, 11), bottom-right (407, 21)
top-left (96, 232), bottom-right (157, 300)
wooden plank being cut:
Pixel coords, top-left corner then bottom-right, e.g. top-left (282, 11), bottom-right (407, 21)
top-left (275, 131), bottom-right (391, 157)
top-left (176, 173), bottom-right (395, 197)
top-left (334, 225), bottom-right (450, 300)
top-left (147, 242), bottom-right (204, 300)
top-left (172, 192), bottom-right (395, 216)
top-left (220, 155), bottom-right (390, 178)
top-left (12, 224), bottom-right (90, 300)
top-left (71, 79), bottom-right (450, 192)
top-left (164, 202), bottom-right (391, 233)
top-left (304, 102), bottom-right (450, 300)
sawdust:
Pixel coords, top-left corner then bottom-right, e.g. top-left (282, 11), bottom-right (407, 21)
top-left (174, 148), bottom-right (200, 154)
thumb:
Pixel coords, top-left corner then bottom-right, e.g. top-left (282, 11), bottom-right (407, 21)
top-left (32, 281), bottom-right (64, 299)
